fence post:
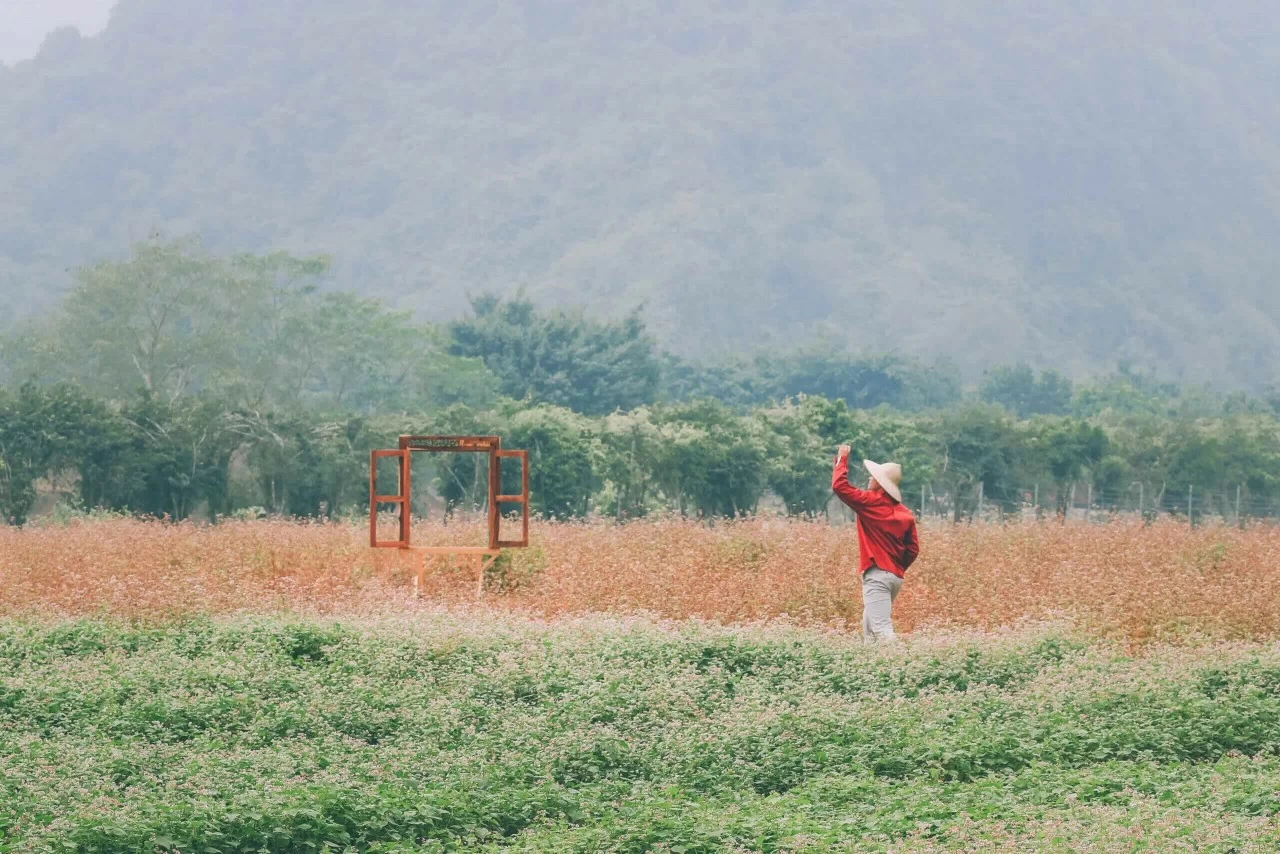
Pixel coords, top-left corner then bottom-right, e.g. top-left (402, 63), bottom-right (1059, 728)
top-left (977, 481), bottom-right (985, 521)
top-left (1069, 483), bottom-right (1076, 521)
top-left (1034, 482), bottom-right (1040, 521)
top-left (1188, 484), bottom-right (1195, 528)
top-left (1086, 483), bottom-right (1093, 523)
top-left (922, 484), bottom-right (927, 519)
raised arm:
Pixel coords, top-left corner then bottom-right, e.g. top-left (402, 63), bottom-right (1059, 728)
top-left (832, 446), bottom-right (876, 511)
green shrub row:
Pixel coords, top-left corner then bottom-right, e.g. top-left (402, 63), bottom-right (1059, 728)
top-left (2, 617), bottom-right (1280, 851)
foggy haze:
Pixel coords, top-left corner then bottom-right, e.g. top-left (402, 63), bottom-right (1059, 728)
top-left (0, 0), bottom-right (114, 65)
top-left (2, 0), bottom-right (1279, 387)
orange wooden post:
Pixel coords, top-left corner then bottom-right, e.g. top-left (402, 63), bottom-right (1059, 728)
top-left (495, 449), bottom-right (530, 548)
top-left (369, 449), bottom-right (410, 548)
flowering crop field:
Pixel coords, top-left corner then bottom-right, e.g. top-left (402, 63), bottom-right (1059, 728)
top-left (3, 516), bottom-right (1280, 640)
top-left (3, 518), bottom-right (1280, 851)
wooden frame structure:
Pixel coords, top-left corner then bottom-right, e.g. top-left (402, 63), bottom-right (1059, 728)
top-left (370, 435), bottom-right (529, 595)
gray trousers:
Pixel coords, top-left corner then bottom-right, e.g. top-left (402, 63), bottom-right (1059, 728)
top-left (862, 567), bottom-right (903, 641)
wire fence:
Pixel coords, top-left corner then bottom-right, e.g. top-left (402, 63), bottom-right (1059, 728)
top-left (906, 481), bottom-right (1280, 527)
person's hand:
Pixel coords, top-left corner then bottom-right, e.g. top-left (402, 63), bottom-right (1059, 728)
top-left (837, 444), bottom-right (851, 460)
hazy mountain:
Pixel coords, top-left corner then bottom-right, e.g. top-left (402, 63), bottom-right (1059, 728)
top-left (0, 0), bottom-right (114, 66)
top-left (3, 0), bottom-right (1280, 385)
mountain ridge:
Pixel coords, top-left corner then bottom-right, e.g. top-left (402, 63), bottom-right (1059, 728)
top-left (3, 0), bottom-right (1279, 386)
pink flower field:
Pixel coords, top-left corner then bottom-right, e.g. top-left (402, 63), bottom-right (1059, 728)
top-left (4, 516), bottom-right (1279, 642)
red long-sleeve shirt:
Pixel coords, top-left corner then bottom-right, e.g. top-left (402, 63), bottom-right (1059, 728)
top-left (831, 454), bottom-right (920, 578)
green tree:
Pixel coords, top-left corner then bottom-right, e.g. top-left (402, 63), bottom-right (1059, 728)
top-left (425, 405), bottom-right (501, 516)
top-left (795, 395), bottom-right (865, 450)
top-left (658, 354), bottom-right (763, 410)
top-left (763, 351), bottom-right (962, 411)
top-left (448, 295), bottom-right (661, 416)
top-left (15, 239), bottom-right (339, 407)
top-left (669, 351), bottom-right (962, 412)
top-left (1073, 364), bottom-right (1180, 418)
top-left (505, 405), bottom-right (600, 518)
top-left (857, 411), bottom-right (940, 513)
top-left (1023, 417), bottom-right (1110, 515)
top-left (598, 408), bottom-right (664, 519)
top-left (232, 411), bottom-right (391, 517)
top-left (981, 364), bottom-right (1073, 417)
top-left (12, 239), bottom-right (504, 415)
top-left (404, 338), bottom-right (504, 413)
top-left (652, 400), bottom-right (768, 518)
top-left (934, 406), bottom-right (1024, 521)
top-left (214, 251), bottom-right (331, 409)
top-left (44, 238), bottom-right (236, 401)
top-left (757, 401), bottom-right (830, 516)
top-left (1222, 419), bottom-right (1280, 519)
top-left (115, 395), bottom-right (241, 520)
top-left (0, 383), bottom-right (116, 523)
top-left (1156, 417), bottom-right (1280, 521)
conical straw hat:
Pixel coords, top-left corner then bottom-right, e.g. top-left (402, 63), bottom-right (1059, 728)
top-left (863, 459), bottom-right (903, 503)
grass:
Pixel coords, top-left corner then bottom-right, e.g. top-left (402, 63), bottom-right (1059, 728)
top-left (2, 614), bottom-right (1280, 852)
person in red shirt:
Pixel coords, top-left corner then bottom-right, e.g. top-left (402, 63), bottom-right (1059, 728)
top-left (831, 444), bottom-right (920, 640)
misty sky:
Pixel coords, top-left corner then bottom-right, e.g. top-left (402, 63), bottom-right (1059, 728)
top-left (0, 0), bottom-right (115, 65)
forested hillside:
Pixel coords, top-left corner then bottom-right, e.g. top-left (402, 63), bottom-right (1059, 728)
top-left (4, 0), bottom-right (1280, 385)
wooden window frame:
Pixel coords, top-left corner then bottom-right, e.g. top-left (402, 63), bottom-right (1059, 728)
top-left (369, 436), bottom-right (529, 551)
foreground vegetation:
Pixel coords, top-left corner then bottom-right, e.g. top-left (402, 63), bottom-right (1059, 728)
top-left (3, 517), bottom-right (1280, 850)
top-left (4, 614), bottom-right (1280, 852)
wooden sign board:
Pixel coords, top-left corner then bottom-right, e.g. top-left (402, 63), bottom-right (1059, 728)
top-left (400, 435), bottom-right (500, 453)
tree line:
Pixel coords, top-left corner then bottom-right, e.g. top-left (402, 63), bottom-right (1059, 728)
top-left (2, 239), bottom-right (1279, 525)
